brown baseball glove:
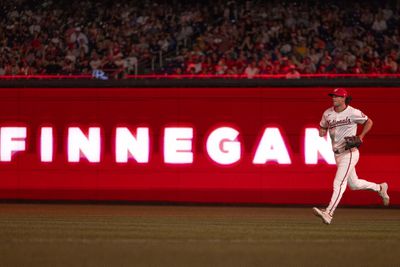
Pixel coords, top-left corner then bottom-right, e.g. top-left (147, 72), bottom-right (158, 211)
top-left (344, 136), bottom-right (362, 150)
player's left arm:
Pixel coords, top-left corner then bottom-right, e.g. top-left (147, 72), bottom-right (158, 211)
top-left (359, 118), bottom-right (373, 142)
top-left (352, 108), bottom-right (372, 142)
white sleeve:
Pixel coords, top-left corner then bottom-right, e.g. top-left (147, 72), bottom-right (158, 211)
top-left (351, 108), bottom-right (368, 124)
top-left (319, 113), bottom-right (328, 129)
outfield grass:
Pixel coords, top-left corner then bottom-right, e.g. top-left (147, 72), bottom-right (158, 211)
top-left (0, 204), bottom-right (399, 267)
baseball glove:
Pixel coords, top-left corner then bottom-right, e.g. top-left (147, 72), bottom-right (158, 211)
top-left (344, 136), bottom-right (362, 150)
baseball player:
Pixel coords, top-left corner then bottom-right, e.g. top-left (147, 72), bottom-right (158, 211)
top-left (313, 88), bottom-right (390, 225)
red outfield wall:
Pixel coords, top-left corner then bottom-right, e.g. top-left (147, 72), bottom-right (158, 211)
top-left (0, 87), bottom-right (399, 205)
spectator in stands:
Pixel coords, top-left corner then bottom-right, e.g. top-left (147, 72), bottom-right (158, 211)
top-left (0, 0), bottom-right (399, 77)
top-left (286, 65), bottom-right (301, 79)
top-left (244, 61), bottom-right (259, 79)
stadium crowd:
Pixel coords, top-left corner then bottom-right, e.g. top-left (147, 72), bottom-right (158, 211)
top-left (0, 0), bottom-right (399, 78)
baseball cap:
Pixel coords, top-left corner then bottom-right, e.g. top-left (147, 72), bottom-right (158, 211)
top-left (328, 88), bottom-right (348, 97)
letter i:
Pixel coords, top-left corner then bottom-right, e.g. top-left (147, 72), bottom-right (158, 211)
top-left (40, 127), bottom-right (53, 162)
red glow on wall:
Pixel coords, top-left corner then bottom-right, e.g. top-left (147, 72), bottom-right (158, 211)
top-left (0, 87), bottom-right (399, 205)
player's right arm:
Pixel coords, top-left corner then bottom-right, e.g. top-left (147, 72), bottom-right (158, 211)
top-left (319, 112), bottom-right (328, 137)
top-left (319, 126), bottom-right (327, 137)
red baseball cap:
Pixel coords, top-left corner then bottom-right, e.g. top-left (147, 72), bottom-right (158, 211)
top-left (328, 88), bottom-right (348, 97)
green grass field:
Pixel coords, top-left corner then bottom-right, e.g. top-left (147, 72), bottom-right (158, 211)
top-left (0, 204), bottom-right (399, 267)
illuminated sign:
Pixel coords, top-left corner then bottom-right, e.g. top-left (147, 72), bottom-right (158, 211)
top-left (0, 86), bottom-right (397, 205)
top-left (0, 126), bottom-right (335, 165)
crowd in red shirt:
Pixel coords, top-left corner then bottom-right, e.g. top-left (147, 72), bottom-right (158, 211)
top-left (1, 0), bottom-right (399, 78)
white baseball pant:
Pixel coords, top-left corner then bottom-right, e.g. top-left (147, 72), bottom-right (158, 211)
top-left (326, 148), bottom-right (380, 216)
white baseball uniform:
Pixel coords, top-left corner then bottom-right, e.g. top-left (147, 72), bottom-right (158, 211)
top-left (320, 105), bottom-right (380, 216)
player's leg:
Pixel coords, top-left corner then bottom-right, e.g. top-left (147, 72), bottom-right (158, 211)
top-left (325, 150), bottom-right (357, 217)
top-left (347, 151), bottom-right (389, 205)
top-left (347, 168), bottom-right (380, 191)
top-left (312, 152), bottom-right (354, 225)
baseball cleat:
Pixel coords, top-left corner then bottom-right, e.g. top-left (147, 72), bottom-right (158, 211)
top-left (379, 182), bottom-right (390, 206)
top-left (312, 207), bottom-right (332, 225)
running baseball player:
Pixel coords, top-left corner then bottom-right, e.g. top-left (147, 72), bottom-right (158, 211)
top-left (313, 88), bottom-right (390, 225)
